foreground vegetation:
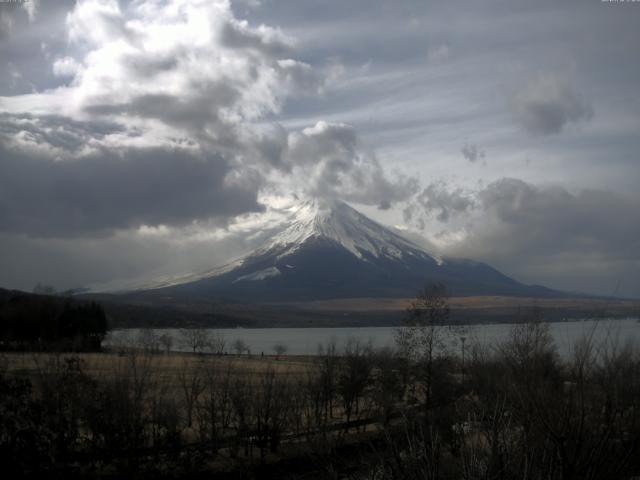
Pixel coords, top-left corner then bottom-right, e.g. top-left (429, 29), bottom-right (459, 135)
top-left (2, 327), bottom-right (640, 478)
top-left (2, 285), bottom-right (640, 479)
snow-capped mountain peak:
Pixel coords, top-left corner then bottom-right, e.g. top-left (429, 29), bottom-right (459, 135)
top-left (108, 197), bottom-right (553, 300)
top-left (259, 199), bottom-right (441, 263)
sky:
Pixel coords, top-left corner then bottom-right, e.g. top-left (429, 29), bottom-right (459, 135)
top-left (0, 0), bottom-right (639, 298)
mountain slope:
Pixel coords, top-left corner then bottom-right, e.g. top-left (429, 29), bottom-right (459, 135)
top-left (136, 199), bottom-right (559, 301)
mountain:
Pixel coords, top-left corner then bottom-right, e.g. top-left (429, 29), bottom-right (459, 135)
top-left (131, 199), bottom-right (559, 301)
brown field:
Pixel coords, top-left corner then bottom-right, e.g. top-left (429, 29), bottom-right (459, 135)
top-left (269, 295), bottom-right (640, 314)
top-left (0, 350), bottom-right (315, 387)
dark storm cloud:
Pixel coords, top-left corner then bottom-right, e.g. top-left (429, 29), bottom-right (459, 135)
top-left (410, 178), bottom-right (640, 261)
top-left (0, 141), bottom-right (263, 237)
top-left (510, 74), bottom-right (594, 135)
top-left (475, 178), bottom-right (639, 258)
top-left (84, 87), bottom-right (239, 137)
top-left (420, 178), bottom-right (640, 297)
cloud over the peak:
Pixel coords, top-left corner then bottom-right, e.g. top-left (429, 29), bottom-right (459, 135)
top-left (510, 73), bottom-right (594, 135)
top-left (285, 121), bottom-right (419, 209)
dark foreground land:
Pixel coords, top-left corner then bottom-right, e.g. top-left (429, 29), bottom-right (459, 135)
top-left (3, 320), bottom-right (640, 479)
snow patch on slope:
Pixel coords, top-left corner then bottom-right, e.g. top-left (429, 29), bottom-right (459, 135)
top-left (233, 266), bottom-right (281, 283)
top-left (94, 258), bottom-right (246, 293)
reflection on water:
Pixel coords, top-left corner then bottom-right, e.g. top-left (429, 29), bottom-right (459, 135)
top-left (104, 318), bottom-right (640, 358)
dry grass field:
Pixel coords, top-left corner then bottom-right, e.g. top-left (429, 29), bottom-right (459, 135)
top-left (271, 295), bottom-right (640, 312)
top-left (0, 350), bottom-right (315, 387)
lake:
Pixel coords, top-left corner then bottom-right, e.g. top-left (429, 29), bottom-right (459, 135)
top-left (104, 317), bottom-right (640, 358)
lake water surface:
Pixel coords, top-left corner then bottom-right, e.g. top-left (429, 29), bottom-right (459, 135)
top-left (104, 318), bottom-right (640, 358)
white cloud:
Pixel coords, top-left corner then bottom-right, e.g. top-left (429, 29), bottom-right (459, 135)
top-left (52, 56), bottom-right (83, 77)
top-left (22, 0), bottom-right (38, 21)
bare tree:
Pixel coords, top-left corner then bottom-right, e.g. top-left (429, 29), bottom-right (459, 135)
top-left (136, 329), bottom-right (160, 353)
top-left (197, 359), bottom-right (234, 454)
top-left (395, 283), bottom-right (453, 410)
top-left (210, 332), bottom-right (226, 355)
top-left (316, 339), bottom-right (339, 422)
top-left (251, 367), bottom-right (292, 458)
top-left (158, 332), bottom-right (173, 354)
top-left (232, 339), bottom-right (248, 356)
top-left (370, 347), bottom-right (403, 425)
top-left (180, 328), bottom-right (211, 354)
top-left (178, 358), bottom-right (204, 429)
top-left (338, 338), bottom-right (373, 431)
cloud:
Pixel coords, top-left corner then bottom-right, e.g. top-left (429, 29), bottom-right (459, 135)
top-left (0, 1), bottom-right (294, 235)
top-left (510, 73), bottom-right (594, 135)
top-left (285, 121), bottom-right (419, 209)
top-left (0, 3), bottom-right (19, 39)
top-left (407, 178), bottom-right (640, 297)
top-left (404, 181), bottom-right (476, 224)
top-left (474, 178), bottom-right (639, 258)
top-left (0, 112), bottom-right (127, 155)
top-left (409, 177), bottom-right (640, 259)
top-left (0, 224), bottom-right (269, 292)
top-left (461, 143), bottom-right (485, 163)
top-left (57, 0), bottom-right (319, 133)
top-left (0, 198), bottom-right (305, 292)
top-left (0, 0), bottom-right (411, 241)
top-left (0, 130), bottom-right (263, 237)
top-left (22, 0), bottom-right (38, 21)
top-left (427, 44), bottom-right (450, 63)
top-left (219, 18), bottom-right (294, 56)
top-left (52, 56), bottom-right (83, 77)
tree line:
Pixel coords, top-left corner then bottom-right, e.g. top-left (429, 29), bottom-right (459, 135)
top-left (0, 289), bottom-right (108, 351)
